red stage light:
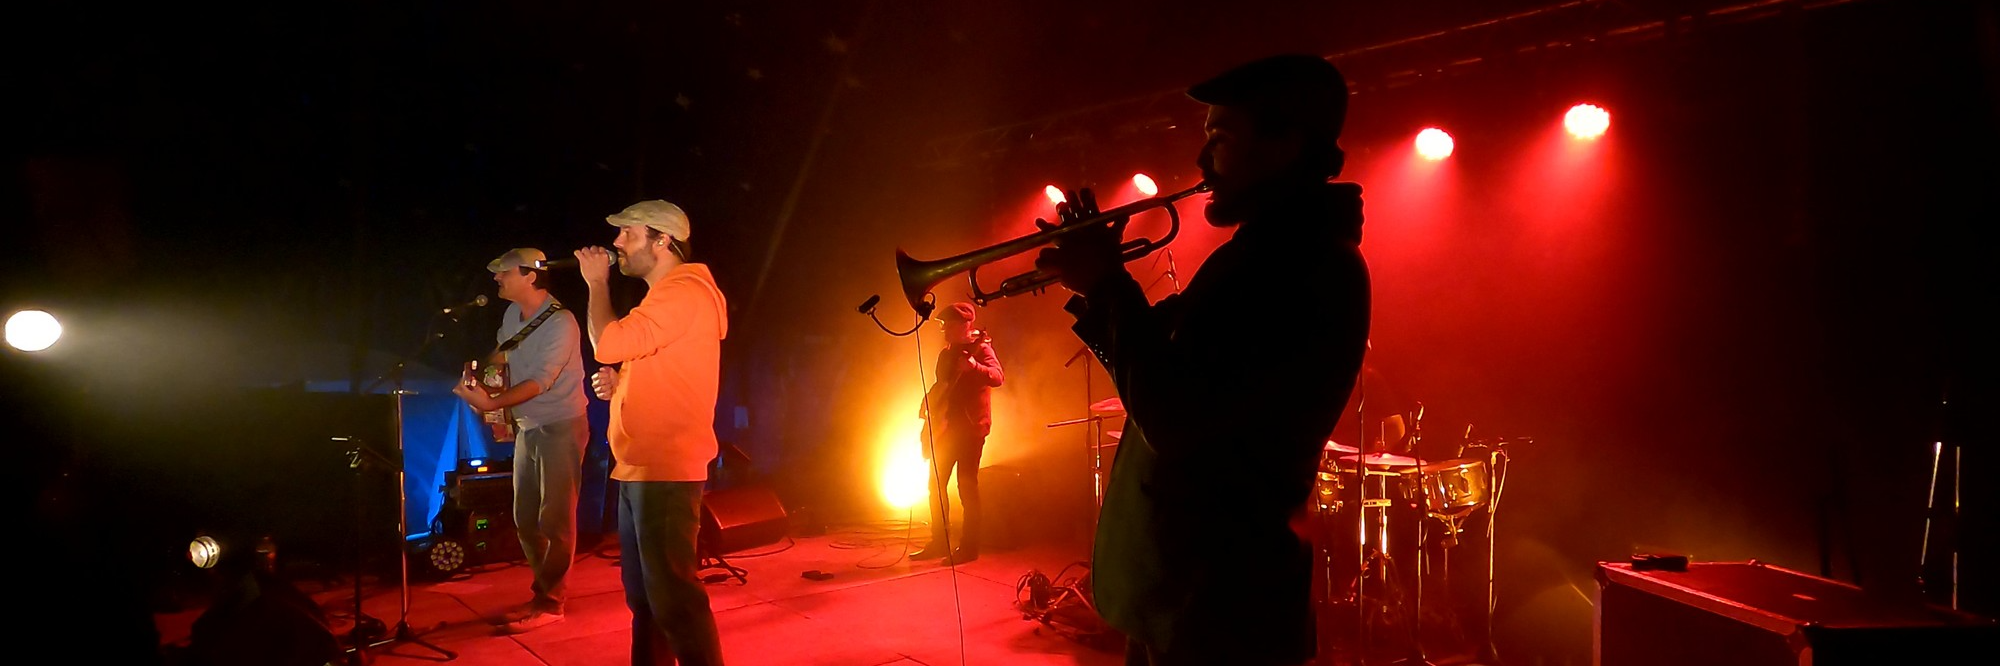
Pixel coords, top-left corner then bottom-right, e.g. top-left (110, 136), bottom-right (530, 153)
top-left (1565, 104), bottom-right (1610, 139)
top-left (1415, 128), bottom-right (1454, 161)
top-left (1132, 173), bottom-right (1159, 196)
top-left (1045, 185), bottom-right (1067, 204)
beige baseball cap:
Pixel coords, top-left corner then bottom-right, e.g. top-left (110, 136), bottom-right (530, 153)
top-left (606, 200), bottom-right (692, 242)
top-left (487, 248), bottom-right (548, 273)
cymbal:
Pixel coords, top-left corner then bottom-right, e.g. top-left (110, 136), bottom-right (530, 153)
top-left (1337, 452), bottom-right (1423, 468)
top-left (1089, 397), bottom-right (1125, 414)
top-left (1323, 439), bottom-right (1359, 454)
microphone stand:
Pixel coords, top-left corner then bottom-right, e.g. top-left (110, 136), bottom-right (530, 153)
top-left (346, 311), bottom-right (459, 663)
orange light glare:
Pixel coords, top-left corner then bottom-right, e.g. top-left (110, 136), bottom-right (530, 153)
top-left (880, 419), bottom-right (930, 509)
top-left (1132, 173), bottom-right (1159, 196)
top-left (1565, 104), bottom-right (1610, 139)
top-left (1415, 128), bottom-right (1455, 161)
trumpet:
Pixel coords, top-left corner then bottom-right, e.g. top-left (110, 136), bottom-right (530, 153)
top-left (895, 182), bottom-right (1210, 313)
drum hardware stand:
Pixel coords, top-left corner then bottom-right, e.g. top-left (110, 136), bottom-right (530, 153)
top-left (1395, 405), bottom-right (1436, 666)
top-left (1918, 438), bottom-right (1960, 609)
top-left (1471, 437), bottom-right (1516, 666)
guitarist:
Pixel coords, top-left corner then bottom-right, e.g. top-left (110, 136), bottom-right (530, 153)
top-left (913, 301), bottom-right (1004, 564)
top-left (452, 247), bottom-right (589, 634)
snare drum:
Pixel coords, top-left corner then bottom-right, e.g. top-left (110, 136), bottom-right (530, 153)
top-left (1402, 457), bottom-right (1490, 520)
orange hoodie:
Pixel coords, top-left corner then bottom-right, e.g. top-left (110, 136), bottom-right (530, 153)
top-left (596, 263), bottom-right (729, 482)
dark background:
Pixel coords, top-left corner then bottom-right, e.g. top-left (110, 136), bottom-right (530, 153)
top-left (5, 0), bottom-right (1995, 662)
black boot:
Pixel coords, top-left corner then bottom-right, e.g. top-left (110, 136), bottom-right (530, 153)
top-left (947, 543), bottom-right (979, 564)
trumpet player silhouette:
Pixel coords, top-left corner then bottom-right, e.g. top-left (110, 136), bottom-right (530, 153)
top-left (1033, 54), bottom-right (1371, 666)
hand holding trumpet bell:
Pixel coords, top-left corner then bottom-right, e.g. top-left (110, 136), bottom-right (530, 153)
top-left (1033, 187), bottom-right (1126, 296)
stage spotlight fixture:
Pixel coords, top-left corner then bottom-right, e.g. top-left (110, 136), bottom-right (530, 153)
top-left (189, 536), bottom-right (222, 570)
top-left (5, 309), bottom-right (62, 352)
top-left (1132, 173), bottom-right (1159, 196)
top-left (1416, 128), bottom-right (1455, 160)
top-left (1045, 185), bottom-right (1067, 205)
top-left (1565, 103), bottom-right (1610, 139)
top-left (189, 533), bottom-right (278, 574)
top-left (411, 537), bottom-right (468, 578)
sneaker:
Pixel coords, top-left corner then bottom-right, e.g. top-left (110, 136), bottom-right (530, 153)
top-left (493, 601), bottom-right (547, 624)
top-left (946, 545), bottom-right (979, 564)
top-left (499, 609), bottom-right (564, 634)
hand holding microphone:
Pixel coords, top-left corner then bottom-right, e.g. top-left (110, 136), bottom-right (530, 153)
top-left (564, 247), bottom-right (617, 284)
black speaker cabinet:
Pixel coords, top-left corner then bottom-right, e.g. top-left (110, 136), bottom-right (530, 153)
top-left (1595, 561), bottom-right (1998, 666)
top-left (443, 471), bottom-right (514, 512)
top-left (700, 486), bottom-right (788, 555)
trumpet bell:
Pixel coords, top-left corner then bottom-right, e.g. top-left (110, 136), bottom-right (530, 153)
top-left (895, 248), bottom-right (949, 317)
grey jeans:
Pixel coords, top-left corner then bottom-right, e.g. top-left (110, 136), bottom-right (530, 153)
top-left (513, 416), bottom-right (589, 610)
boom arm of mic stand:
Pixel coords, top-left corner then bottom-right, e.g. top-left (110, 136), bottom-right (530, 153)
top-left (363, 310), bottom-right (457, 394)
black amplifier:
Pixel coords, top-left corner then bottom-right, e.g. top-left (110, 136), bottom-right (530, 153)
top-left (443, 471), bottom-right (513, 512)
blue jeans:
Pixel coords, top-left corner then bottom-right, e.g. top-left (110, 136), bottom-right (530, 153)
top-left (618, 480), bottom-right (724, 666)
top-left (514, 416), bottom-right (589, 610)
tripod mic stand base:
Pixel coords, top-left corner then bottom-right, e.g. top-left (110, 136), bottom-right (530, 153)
top-left (346, 620), bottom-right (457, 664)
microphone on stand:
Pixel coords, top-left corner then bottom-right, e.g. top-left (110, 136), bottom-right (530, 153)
top-left (1064, 344), bottom-right (1090, 368)
top-left (441, 295), bottom-right (489, 317)
top-left (856, 295), bottom-right (881, 315)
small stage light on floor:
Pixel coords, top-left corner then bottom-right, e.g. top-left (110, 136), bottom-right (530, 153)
top-left (411, 537), bottom-right (468, 578)
top-left (172, 532), bottom-right (339, 666)
top-left (188, 533), bottom-right (277, 573)
top-left (5, 309), bottom-right (62, 352)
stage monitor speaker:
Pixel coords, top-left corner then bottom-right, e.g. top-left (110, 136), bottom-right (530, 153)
top-left (1595, 560), bottom-right (1998, 666)
top-left (701, 486), bottom-right (788, 555)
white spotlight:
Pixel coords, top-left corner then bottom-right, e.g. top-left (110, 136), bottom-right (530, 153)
top-left (1415, 128), bottom-right (1455, 161)
top-left (1565, 103), bottom-right (1611, 139)
top-left (5, 310), bottom-right (62, 352)
top-left (1132, 173), bottom-right (1159, 196)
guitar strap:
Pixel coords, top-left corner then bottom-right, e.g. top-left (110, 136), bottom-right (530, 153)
top-left (493, 300), bottom-right (566, 359)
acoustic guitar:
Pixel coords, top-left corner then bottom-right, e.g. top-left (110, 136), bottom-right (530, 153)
top-left (465, 358), bottom-right (514, 443)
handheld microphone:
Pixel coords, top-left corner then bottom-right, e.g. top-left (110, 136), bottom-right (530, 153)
top-left (532, 255), bottom-right (619, 270)
top-left (857, 295), bottom-right (881, 314)
top-left (442, 295), bottom-right (488, 316)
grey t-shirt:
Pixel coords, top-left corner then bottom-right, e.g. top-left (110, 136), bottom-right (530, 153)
top-left (497, 298), bottom-right (589, 429)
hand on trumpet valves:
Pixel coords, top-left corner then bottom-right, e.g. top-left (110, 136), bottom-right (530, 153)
top-left (1032, 187), bottom-right (1124, 296)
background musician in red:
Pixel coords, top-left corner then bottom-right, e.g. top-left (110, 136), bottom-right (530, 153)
top-left (913, 301), bottom-right (1004, 564)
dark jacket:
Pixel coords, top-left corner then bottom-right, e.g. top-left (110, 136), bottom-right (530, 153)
top-left (1070, 181), bottom-right (1369, 663)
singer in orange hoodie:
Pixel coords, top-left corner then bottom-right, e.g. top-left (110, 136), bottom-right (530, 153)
top-left (575, 199), bottom-right (728, 666)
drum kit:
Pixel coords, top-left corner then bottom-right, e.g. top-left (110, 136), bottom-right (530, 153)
top-left (1314, 406), bottom-right (1517, 665)
top-left (1046, 388), bottom-right (1522, 664)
